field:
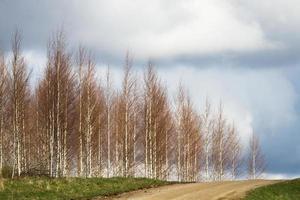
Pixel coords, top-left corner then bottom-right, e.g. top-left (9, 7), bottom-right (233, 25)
top-left (244, 179), bottom-right (300, 200)
top-left (0, 177), bottom-right (170, 200)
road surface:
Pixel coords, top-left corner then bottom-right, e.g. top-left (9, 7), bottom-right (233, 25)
top-left (110, 180), bottom-right (277, 200)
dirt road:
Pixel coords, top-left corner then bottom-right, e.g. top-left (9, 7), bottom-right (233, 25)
top-left (112, 180), bottom-right (277, 200)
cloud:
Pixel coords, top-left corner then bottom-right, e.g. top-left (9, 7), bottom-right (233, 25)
top-left (0, 0), bottom-right (276, 61)
top-left (237, 0), bottom-right (300, 56)
top-left (69, 0), bottom-right (276, 59)
top-left (239, 0), bottom-right (300, 35)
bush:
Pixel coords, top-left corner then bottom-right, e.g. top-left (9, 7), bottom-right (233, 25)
top-left (0, 165), bottom-right (49, 178)
top-left (20, 168), bottom-right (49, 177)
top-left (1, 166), bottom-right (13, 178)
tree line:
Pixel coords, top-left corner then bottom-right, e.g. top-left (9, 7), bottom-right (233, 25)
top-left (0, 31), bottom-right (265, 181)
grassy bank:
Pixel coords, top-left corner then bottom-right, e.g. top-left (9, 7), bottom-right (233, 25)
top-left (0, 177), bottom-right (171, 199)
top-left (244, 178), bottom-right (300, 200)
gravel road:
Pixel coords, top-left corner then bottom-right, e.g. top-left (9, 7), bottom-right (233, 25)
top-left (111, 180), bottom-right (277, 200)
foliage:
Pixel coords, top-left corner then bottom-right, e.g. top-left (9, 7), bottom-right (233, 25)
top-left (1, 166), bottom-right (13, 179)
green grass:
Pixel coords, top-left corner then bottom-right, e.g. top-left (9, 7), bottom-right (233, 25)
top-left (244, 179), bottom-right (300, 200)
top-left (0, 176), bottom-right (171, 199)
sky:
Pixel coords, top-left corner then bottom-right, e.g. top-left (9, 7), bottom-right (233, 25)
top-left (0, 0), bottom-right (300, 179)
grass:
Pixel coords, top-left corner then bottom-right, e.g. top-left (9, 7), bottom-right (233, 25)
top-left (0, 176), bottom-right (171, 199)
top-left (244, 178), bottom-right (300, 200)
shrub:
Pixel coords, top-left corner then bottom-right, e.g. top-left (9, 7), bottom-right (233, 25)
top-left (1, 166), bottom-right (13, 178)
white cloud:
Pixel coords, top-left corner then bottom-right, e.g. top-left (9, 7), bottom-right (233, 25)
top-left (67, 0), bottom-right (275, 59)
top-left (4, 0), bottom-right (299, 63)
top-left (238, 0), bottom-right (300, 41)
top-left (2, 0), bottom-right (300, 63)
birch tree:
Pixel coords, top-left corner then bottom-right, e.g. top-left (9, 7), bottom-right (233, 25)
top-left (0, 30), bottom-right (269, 181)
top-left (36, 56), bottom-right (55, 177)
top-left (0, 51), bottom-right (7, 175)
top-left (155, 86), bottom-right (173, 180)
top-left (248, 132), bottom-right (265, 179)
top-left (211, 103), bottom-right (227, 181)
top-left (227, 124), bottom-right (243, 180)
top-left (81, 53), bottom-right (99, 177)
top-left (143, 62), bottom-right (172, 179)
top-left (77, 46), bottom-right (85, 177)
top-left (120, 53), bottom-right (137, 177)
top-left (9, 31), bottom-right (30, 177)
top-left (37, 31), bottom-right (76, 177)
top-left (175, 85), bottom-right (201, 182)
top-left (104, 66), bottom-right (114, 178)
top-left (201, 98), bottom-right (213, 181)
top-left (113, 93), bottom-right (121, 176)
top-left (31, 86), bottom-right (48, 174)
top-left (143, 63), bottom-right (155, 178)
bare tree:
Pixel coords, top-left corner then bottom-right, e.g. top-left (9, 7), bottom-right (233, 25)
top-left (112, 93), bottom-right (121, 176)
top-left (201, 98), bottom-right (213, 181)
top-left (0, 51), bottom-right (7, 175)
top-left (143, 63), bottom-right (157, 178)
top-left (9, 31), bottom-right (31, 177)
top-left (211, 103), bottom-right (227, 181)
top-left (105, 65), bottom-right (114, 178)
top-left (227, 123), bottom-right (243, 180)
top-left (0, 30), bottom-right (262, 182)
top-left (97, 85), bottom-right (106, 177)
top-left (30, 86), bottom-right (48, 174)
top-left (248, 132), bottom-right (266, 179)
top-left (75, 54), bottom-right (107, 178)
top-left (37, 31), bottom-right (76, 177)
top-left (78, 50), bottom-right (99, 177)
top-left (119, 52), bottom-right (138, 177)
top-left (36, 53), bottom-right (55, 177)
top-left (142, 62), bottom-right (173, 179)
top-left (175, 84), bottom-right (201, 182)
top-left (76, 46), bottom-right (85, 177)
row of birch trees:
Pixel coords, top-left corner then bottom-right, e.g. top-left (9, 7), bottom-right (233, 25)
top-left (0, 31), bottom-right (265, 181)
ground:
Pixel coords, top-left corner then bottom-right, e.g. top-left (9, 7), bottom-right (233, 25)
top-left (108, 180), bottom-right (278, 200)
